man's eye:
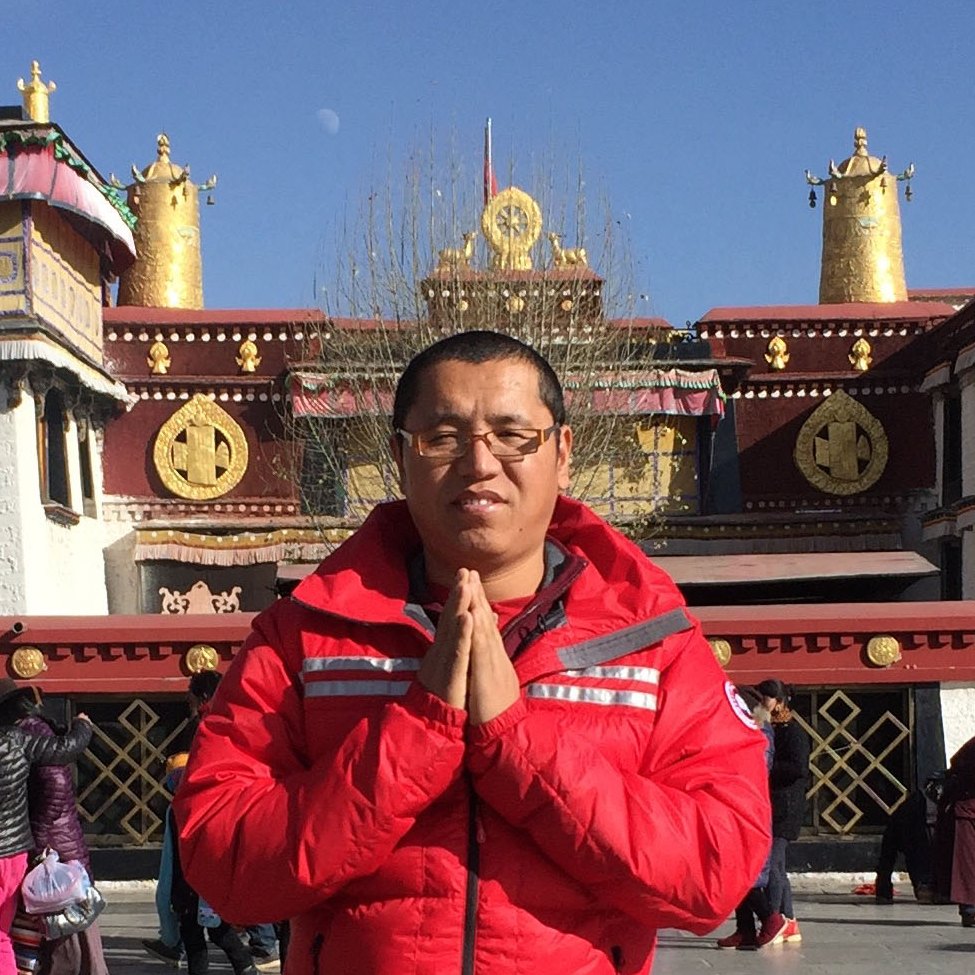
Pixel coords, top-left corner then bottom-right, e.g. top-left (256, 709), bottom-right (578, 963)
top-left (495, 429), bottom-right (532, 445)
top-left (424, 432), bottom-right (461, 447)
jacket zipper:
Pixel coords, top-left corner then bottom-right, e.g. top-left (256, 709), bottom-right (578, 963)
top-left (461, 779), bottom-right (481, 975)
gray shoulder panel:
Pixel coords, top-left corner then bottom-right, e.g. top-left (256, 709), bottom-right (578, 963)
top-left (558, 607), bottom-right (693, 670)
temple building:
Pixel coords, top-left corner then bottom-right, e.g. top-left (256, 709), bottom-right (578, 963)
top-left (1, 63), bottom-right (974, 871)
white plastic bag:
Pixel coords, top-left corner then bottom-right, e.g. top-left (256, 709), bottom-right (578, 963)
top-left (21, 851), bottom-right (88, 915)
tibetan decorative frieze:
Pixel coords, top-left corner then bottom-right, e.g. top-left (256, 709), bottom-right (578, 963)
top-left (152, 394), bottom-right (248, 500)
top-left (793, 390), bottom-right (888, 495)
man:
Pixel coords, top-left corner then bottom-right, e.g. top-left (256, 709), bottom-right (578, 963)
top-left (174, 330), bottom-right (770, 974)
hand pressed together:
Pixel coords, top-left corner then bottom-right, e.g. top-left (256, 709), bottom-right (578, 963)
top-left (417, 568), bottom-right (521, 725)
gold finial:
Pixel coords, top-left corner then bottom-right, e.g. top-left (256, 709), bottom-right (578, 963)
top-left (17, 60), bottom-right (56, 124)
top-left (156, 134), bottom-right (171, 162)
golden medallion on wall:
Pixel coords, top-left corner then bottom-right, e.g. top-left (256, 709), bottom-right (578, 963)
top-left (153, 394), bottom-right (248, 500)
top-left (866, 635), bottom-right (901, 667)
top-left (184, 644), bottom-right (220, 674)
top-left (10, 647), bottom-right (46, 679)
top-left (481, 187), bottom-right (542, 271)
top-left (793, 390), bottom-right (888, 496)
top-left (708, 638), bottom-right (733, 668)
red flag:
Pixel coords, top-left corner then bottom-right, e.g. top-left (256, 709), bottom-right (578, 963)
top-left (483, 118), bottom-right (498, 206)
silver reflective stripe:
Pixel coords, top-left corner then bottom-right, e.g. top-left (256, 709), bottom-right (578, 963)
top-left (564, 665), bottom-right (659, 685)
top-left (305, 680), bottom-right (411, 698)
top-left (302, 656), bottom-right (421, 675)
top-left (527, 684), bottom-right (657, 711)
top-left (558, 608), bottom-right (692, 670)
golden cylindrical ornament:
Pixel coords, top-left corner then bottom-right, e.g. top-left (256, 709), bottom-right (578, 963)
top-left (118, 135), bottom-right (204, 309)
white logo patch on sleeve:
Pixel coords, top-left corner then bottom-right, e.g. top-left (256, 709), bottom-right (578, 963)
top-left (725, 681), bottom-right (759, 730)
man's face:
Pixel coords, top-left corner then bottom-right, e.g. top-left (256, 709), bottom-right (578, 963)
top-left (393, 357), bottom-right (572, 584)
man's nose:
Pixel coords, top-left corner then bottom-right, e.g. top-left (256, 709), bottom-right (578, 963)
top-left (459, 433), bottom-right (501, 475)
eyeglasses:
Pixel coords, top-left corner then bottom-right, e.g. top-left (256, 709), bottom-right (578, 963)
top-left (396, 425), bottom-right (559, 459)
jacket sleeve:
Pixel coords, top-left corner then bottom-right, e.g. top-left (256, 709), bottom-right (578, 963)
top-left (173, 608), bottom-right (467, 925)
top-left (466, 622), bottom-right (771, 934)
top-left (20, 718), bottom-right (92, 766)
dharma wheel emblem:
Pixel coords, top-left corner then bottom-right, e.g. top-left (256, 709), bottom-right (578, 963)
top-left (153, 394), bottom-right (248, 500)
top-left (481, 187), bottom-right (542, 271)
top-left (793, 390), bottom-right (888, 496)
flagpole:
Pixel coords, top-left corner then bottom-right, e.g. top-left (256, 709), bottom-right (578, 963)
top-left (484, 117), bottom-right (493, 207)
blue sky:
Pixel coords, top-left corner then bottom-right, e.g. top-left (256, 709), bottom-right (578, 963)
top-left (6, 1), bottom-right (975, 326)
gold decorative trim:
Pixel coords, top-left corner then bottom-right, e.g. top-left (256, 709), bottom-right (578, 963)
top-left (236, 340), bottom-right (261, 374)
top-left (184, 644), bottom-right (219, 673)
top-left (147, 341), bottom-right (171, 375)
top-left (765, 336), bottom-right (790, 371)
top-left (709, 638), bottom-right (733, 668)
top-left (481, 187), bottom-right (542, 271)
top-left (152, 394), bottom-right (249, 501)
top-left (866, 635), bottom-right (902, 667)
top-left (10, 647), bottom-right (46, 679)
top-left (849, 338), bottom-right (873, 372)
top-left (794, 390), bottom-right (888, 496)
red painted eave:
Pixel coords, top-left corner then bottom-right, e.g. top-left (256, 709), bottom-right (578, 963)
top-left (698, 302), bottom-right (957, 324)
top-left (105, 308), bottom-right (326, 327)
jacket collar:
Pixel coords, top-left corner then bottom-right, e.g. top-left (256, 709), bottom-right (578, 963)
top-left (290, 496), bottom-right (684, 631)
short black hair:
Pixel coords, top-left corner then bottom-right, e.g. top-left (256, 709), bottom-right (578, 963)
top-left (189, 670), bottom-right (222, 703)
top-left (392, 330), bottom-right (566, 430)
top-left (757, 678), bottom-right (790, 704)
top-left (0, 689), bottom-right (38, 727)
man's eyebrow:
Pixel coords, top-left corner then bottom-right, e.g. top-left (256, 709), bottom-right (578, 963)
top-left (423, 412), bottom-right (535, 427)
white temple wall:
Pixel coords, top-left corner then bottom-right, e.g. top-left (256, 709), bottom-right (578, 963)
top-left (940, 683), bottom-right (975, 765)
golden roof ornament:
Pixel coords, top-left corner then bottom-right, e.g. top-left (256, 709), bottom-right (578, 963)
top-left (481, 187), bottom-right (542, 271)
top-left (17, 60), bottom-right (56, 124)
top-left (236, 340), bottom-right (261, 374)
top-left (548, 233), bottom-right (587, 268)
top-left (765, 336), bottom-right (790, 371)
top-left (118, 134), bottom-right (217, 310)
top-left (805, 127), bottom-right (914, 304)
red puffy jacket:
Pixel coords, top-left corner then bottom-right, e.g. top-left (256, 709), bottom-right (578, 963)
top-left (174, 497), bottom-right (770, 975)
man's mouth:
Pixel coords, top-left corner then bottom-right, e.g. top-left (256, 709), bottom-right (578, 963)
top-left (454, 492), bottom-right (504, 510)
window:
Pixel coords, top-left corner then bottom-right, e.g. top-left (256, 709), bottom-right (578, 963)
top-left (77, 421), bottom-right (96, 516)
top-left (299, 420), bottom-right (346, 517)
top-left (37, 388), bottom-right (70, 508)
top-left (943, 390), bottom-right (962, 506)
top-left (942, 538), bottom-right (963, 601)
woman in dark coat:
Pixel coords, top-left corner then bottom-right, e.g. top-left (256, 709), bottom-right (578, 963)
top-left (15, 689), bottom-right (108, 975)
top-left (0, 679), bottom-right (92, 975)
top-left (758, 678), bottom-right (810, 945)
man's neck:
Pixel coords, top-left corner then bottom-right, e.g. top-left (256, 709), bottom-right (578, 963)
top-left (426, 552), bottom-right (545, 602)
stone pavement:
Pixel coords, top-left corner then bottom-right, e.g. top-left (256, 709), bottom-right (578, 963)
top-left (97, 880), bottom-right (975, 974)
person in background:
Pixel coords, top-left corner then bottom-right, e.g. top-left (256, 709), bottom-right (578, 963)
top-left (174, 329), bottom-right (771, 975)
top-left (167, 673), bottom-right (257, 975)
top-left (934, 736), bottom-right (975, 926)
top-left (717, 686), bottom-right (784, 950)
top-left (0, 678), bottom-right (92, 975)
top-left (874, 774), bottom-right (939, 905)
top-left (757, 677), bottom-right (809, 945)
top-left (13, 687), bottom-right (109, 975)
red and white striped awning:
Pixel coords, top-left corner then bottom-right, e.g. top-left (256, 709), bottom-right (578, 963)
top-left (291, 368), bottom-right (726, 419)
top-left (0, 142), bottom-right (136, 271)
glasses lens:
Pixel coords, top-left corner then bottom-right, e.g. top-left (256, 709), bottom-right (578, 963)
top-left (415, 428), bottom-right (544, 458)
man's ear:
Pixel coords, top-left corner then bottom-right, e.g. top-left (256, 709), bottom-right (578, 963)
top-left (556, 424), bottom-right (573, 491)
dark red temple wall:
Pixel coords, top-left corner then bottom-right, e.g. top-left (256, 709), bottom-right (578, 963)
top-left (735, 393), bottom-right (935, 499)
top-left (101, 399), bottom-right (296, 500)
top-left (102, 340), bottom-right (288, 377)
top-left (717, 333), bottom-right (923, 374)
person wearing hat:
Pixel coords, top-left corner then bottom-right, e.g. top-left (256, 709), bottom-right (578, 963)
top-left (0, 678), bottom-right (92, 975)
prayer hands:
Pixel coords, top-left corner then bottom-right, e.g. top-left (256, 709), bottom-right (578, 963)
top-left (417, 569), bottom-right (521, 725)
